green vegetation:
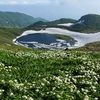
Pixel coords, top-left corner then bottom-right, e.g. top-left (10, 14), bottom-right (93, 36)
top-left (0, 27), bottom-right (23, 45)
top-left (1, 12), bottom-right (100, 33)
top-left (0, 27), bottom-right (32, 51)
top-left (69, 14), bottom-right (100, 33)
top-left (26, 18), bottom-right (76, 30)
top-left (54, 34), bottom-right (74, 40)
top-left (0, 12), bottom-right (47, 28)
top-left (47, 18), bottom-right (76, 26)
top-left (75, 41), bottom-right (100, 51)
top-left (0, 49), bottom-right (100, 100)
top-left (26, 14), bottom-right (100, 33)
top-left (0, 12), bottom-right (100, 100)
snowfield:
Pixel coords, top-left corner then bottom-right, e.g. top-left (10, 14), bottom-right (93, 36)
top-left (13, 24), bottom-right (100, 49)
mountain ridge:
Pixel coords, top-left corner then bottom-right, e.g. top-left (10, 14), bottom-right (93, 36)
top-left (69, 14), bottom-right (100, 33)
top-left (26, 18), bottom-right (76, 30)
top-left (26, 14), bottom-right (100, 33)
top-left (0, 11), bottom-right (48, 28)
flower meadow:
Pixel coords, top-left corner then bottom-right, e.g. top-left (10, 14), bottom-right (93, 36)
top-left (0, 49), bottom-right (100, 100)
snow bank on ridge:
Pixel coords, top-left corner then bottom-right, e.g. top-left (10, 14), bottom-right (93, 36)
top-left (58, 23), bottom-right (73, 27)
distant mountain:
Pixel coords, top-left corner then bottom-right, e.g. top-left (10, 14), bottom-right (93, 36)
top-left (48, 18), bottom-right (76, 25)
top-left (35, 17), bottom-right (48, 22)
top-left (0, 11), bottom-right (48, 28)
top-left (69, 14), bottom-right (100, 33)
top-left (26, 18), bottom-right (76, 30)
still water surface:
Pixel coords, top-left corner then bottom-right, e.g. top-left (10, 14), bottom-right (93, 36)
top-left (16, 33), bottom-right (76, 49)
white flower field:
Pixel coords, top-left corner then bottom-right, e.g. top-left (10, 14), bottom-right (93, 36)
top-left (0, 49), bottom-right (100, 100)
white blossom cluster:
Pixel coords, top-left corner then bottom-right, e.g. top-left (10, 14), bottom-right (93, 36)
top-left (0, 49), bottom-right (100, 99)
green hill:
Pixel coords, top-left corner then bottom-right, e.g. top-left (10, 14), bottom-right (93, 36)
top-left (69, 14), bottom-right (100, 33)
top-left (0, 11), bottom-right (47, 28)
top-left (1, 13), bottom-right (100, 51)
top-left (26, 18), bottom-right (76, 30)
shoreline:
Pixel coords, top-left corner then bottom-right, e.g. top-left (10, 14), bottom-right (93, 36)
top-left (13, 27), bottom-right (100, 49)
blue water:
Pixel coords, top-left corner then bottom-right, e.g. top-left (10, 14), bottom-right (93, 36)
top-left (17, 33), bottom-right (57, 44)
top-left (16, 33), bottom-right (76, 49)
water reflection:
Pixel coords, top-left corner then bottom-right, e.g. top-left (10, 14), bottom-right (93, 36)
top-left (15, 33), bottom-right (76, 49)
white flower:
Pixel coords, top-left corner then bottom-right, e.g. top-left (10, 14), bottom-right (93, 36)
top-left (94, 98), bottom-right (98, 100)
top-left (84, 95), bottom-right (89, 100)
top-left (0, 89), bottom-right (4, 92)
top-left (14, 79), bottom-right (18, 83)
top-left (22, 95), bottom-right (28, 99)
top-left (10, 92), bottom-right (14, 96)
top-left (36, 89), bottom-right (39, 92)
top-left (28, 97), bottom-right (34, 100)
top-left (57, 94), bottom-right (60, 98)
top-left (1, 80), bottom-right (5, 83)
top-left (41, 83), bottom-right (45, 86)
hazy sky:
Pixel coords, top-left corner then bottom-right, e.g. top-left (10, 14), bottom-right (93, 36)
top-left (0, 0), bottom-right (100, 21)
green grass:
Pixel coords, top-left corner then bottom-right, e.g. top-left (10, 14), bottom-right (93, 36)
top-left (0, 28), bottom-right (32, 51)
top-left (54, 34), bottom-right (74, 40)
top-left (72, 41), bottom-right (100, 52)
top-left (0, 49), bottom-right (100, 100)
top-left (0, 16), bottom-right (100, 100)
top-left (0, 28), bottom-right (23, 44)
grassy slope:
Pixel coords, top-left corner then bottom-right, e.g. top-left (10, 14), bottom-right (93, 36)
top-left (74, 41), bottom-right (100, 51)
top-left (0, 28), bottom-right (34, 51)
top-left (0, 12), bottom-right (48, 28)
top-left (0, 12), bottom-right (36, 28)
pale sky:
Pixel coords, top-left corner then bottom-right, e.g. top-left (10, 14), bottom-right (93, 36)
top-left (0, 0), bottom-right (100, 21)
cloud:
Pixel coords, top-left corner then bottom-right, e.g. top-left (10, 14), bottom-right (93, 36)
top-left (49, 0), bottom-right (100, 5)
top-left (0, 0), bottom-right (50, 5)
top-left (0, 2), bottom-right (5, 5)
top-left (0, 0), bottom-right (99, 5)
top-left (21, 1), bottom-right (35, 5)
top-left (49, 0), bottom-right (79, 4)
top-left (7, 1), bottom-right (18, 5)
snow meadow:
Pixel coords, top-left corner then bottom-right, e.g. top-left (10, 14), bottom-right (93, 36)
top-left (0, 49), bottom-right (100, 100)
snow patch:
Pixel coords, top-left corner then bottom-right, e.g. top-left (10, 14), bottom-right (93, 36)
top-left (6, 21), bottom-right (8, 24)
top-left (73, 20), bottom-right (84, 25)
top-left (56, 39), bottom-right (66, 42)
top-left (58, 23), bottom-right (73, 27)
